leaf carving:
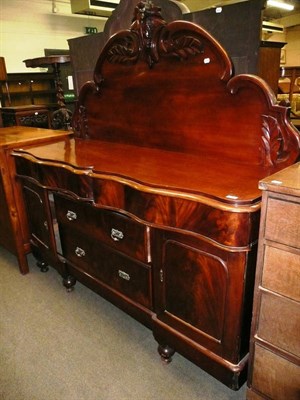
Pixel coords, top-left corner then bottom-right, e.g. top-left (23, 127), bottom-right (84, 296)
top-left (162, 36), bottom-right (204, 60)
top-left (107, 36), bottom-right (139, 65)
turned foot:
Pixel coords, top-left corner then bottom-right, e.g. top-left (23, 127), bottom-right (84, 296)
top-left (36, 260), bottom-right (49, 273)
top-left (158, 344), bottom-right (175, 363)
top-left (63, 275), bottom-right (76, 292)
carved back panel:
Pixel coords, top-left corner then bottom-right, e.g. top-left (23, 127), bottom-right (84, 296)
top-left (73, 1), bottom-right (300, 168)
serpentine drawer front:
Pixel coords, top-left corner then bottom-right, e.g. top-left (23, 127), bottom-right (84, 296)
top-left (54, 195), bottom-right (150, 263)
top-left (14, 156), bottom-right (94, 200)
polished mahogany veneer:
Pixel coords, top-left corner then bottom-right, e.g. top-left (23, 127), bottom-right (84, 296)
top-left (13, 1), bottom-right (300, 390)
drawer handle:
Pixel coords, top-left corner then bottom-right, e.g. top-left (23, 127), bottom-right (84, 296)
top-left (75, 247), bottom-right (85, 257)
top-left (111, 228), bottom-right (124, 242)
top-left (118, 269), bottom-right (130, 281)
top-left (66, 210), bottom-right (77, 221)
top-left (44, 221), bottom-right (48, 230)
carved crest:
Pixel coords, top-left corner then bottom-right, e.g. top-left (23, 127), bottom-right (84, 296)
top-left (105, 1), bottom-right (204, 68)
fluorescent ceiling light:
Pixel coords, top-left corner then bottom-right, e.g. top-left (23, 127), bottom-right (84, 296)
top-left (267, 0), bottom-right (295, 10)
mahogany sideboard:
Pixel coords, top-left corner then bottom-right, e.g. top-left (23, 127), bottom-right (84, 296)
top-left (0, 126), bottom-right (72, 274)
top-left (12, 2), bottom-right (300, 390)
top-left (247, 163), bottom-right (300, 399)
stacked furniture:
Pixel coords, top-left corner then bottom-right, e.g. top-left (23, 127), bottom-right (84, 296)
top-left (12, 1), bottom-right (300, 390)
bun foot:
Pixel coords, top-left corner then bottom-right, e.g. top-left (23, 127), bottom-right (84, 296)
top-left (158, 344), bottom-right (175, 363)
top-left (36, 260), bottom-right (49, 273)
top-left (63, 275), bottom-right (76, 292)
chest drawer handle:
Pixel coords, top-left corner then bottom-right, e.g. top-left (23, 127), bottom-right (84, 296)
top-left (75, 247), bottom-right (85, 257)
top-left (118, 269), bottom-right (130, 281)
top-left (66, 210), bottom-right (77, 221)
top-left (111, 228), bottom-right (124, 242)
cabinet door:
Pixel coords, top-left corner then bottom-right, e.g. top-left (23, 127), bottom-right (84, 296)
top-left (22, 183), bottom-right (53, 250)
top-left (162, 239), bottom-right (227, 340)
top-left (154, 231), bottom-right (253, 363)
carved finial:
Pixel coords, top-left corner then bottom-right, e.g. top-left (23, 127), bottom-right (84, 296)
top-left (132, 1), bottom-right (165, 67)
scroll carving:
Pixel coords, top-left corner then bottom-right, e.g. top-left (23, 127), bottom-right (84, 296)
top-left (261, 115), bottom-right (288, 166)
top-left (72, 80), bottom-right (100, 138)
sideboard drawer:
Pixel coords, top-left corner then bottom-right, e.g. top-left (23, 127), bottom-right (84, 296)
top-left (94, 244), bottom-right (152, 309)
top-left (265, 197), bottom-right (300, 248)
top-left (55, 195), bottom-right (150, 263)
top-left (60, 227), bottom-right (94, 271)
top-left (60, 226), bottom-right (152, 309)
top-left (251, 344), bottom-right (300, 400)
top-left (262, 245), bottom-right (300, 301)
top-left (257, 291), bottom-right (300, 357)
top-left (15, 156), bottom-right (93, 200)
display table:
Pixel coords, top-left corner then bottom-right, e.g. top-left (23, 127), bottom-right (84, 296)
top-left (0, 126), bottom-right (72, 274)
top-left (24, 55), bottom-right (72, 129)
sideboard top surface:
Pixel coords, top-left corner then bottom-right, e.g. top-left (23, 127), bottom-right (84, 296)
top-left (14, 136), bottom-right (281, 207)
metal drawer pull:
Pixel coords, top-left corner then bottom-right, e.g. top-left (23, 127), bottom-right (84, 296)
top-left (44, 221), bottom-right (48, 230)
top-left (118, 269), bottom-right (130, 281)
top-left (66, 210), bottom-right (77, 221)
top-left (75, 247), bottom-right (85, 257)
top-left (111, 228), bottom-right (124, 241)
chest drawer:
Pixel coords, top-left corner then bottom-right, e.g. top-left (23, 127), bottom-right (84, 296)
top-left (265, 197), bottom-right (300, 248)
top-left (252, 344), bottom-right (300, 400)
top-left (257, 291), bottom-right (300, 357)
top-left (60, 226), bottom-right (152, 309)
top-left (262, 245), bottom-right (300, 301)
top-left (54, 195), bottom-right (150, 263)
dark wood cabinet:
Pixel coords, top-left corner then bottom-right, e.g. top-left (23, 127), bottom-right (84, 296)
top-left (0, 72), bottom-right (57, 128)
top-left (1, 105), bottom-right (50, 128)
top-left (13, 3), bottom-right (300, 391)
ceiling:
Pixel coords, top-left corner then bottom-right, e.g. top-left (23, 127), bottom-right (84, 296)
top-left (177, 0), bottom-right (300, 27)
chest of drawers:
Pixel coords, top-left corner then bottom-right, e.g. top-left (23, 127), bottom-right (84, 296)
top-left (247, 162), bottom-right (300, 400)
